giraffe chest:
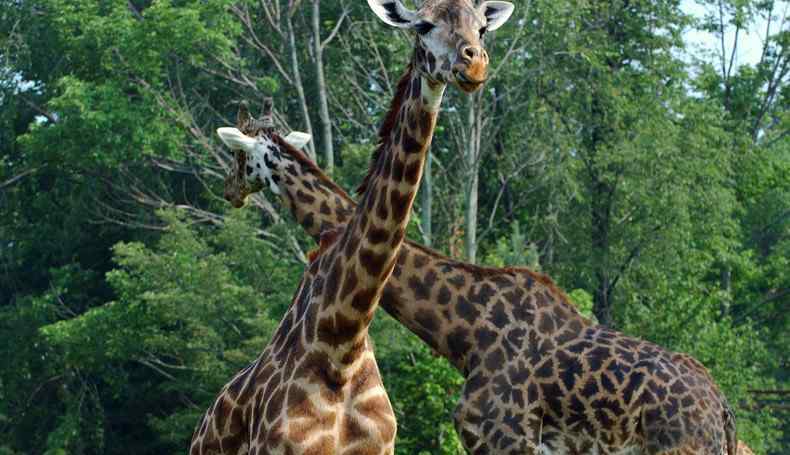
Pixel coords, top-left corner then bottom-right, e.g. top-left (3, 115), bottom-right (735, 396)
top-left (249, 350), bottom-right (397, 455)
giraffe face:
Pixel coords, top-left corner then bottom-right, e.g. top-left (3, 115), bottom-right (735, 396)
top-left (217, 127), bottom-right (311, 197)
top-left (367, 0), bottom-right (515, 93)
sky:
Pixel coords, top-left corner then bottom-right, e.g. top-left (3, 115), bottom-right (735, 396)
top-left (681, 0), bottom-right (788, 68)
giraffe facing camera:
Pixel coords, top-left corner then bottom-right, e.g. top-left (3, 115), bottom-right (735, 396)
top-left (191, 2), bottom-right (516, 453)
top-left (367, 0), bottom-right (514, 94)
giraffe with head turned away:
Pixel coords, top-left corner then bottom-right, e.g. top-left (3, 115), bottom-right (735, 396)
top-left (213, 3), bottom-right (737, 453)
top-left (189, 1), bottom-right (514, 453)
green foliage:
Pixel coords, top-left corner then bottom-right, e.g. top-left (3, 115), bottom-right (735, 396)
top-left (20, 77), bottom-right (185, 167)
top-left (371, 315), bottom-right (465, 455)
top-left (387, 346), bottom-right (465, 455)
top-left (10, 209), bottom-right (299, 453)
top-left (567, 289), bottom-right (596, 322)
top-left (482, 221), bottom-right (541, 270)
top-left (1, 0), bottom-right (787, 452)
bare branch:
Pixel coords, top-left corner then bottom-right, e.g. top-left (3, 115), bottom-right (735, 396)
top-left (127, 1), bottom-right (144, 21)
top-left (20, 96), bottom-right (58, 124)
top-left (231, 4), bottom-right (294, 85)
top-left (0, 166), bottom-right (41, 191)
top-left (135, 358), bottom-right (177, 381)
top-left (321, 5), bottom-right (350, 50)
top-left (718, 0), bottom-right (728, 82)
top-left (260, 0), bottom-right (284, 37)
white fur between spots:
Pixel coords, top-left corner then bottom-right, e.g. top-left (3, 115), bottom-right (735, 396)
top-left (216, 127), bottom-right (312, 195)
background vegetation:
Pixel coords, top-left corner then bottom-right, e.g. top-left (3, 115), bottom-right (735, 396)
top-left (1, 0), bottom-right (787, 453)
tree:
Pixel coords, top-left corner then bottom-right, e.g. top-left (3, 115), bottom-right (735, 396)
top-left (691, 1), bottom-right (790, 447)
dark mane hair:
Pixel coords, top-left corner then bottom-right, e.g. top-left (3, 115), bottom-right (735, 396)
top-left (355, 63), bottom-right (415, 196)
top-left (403, 240), bottom-right (582, 316)
top-left (307, 227), bottom-right (343, 263)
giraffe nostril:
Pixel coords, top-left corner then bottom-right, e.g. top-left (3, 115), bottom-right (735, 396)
top-left (460, 45), bottom-right (480, 63)
top-left (460, 45), bottom-right (487, 65)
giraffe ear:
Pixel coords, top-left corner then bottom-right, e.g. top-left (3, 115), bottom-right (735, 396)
top-left (367, 0), bottom-right (417, 28)
top-left (283, 131), bottom-right (312, 150)
top-left (478, 1), bottom-right (515, 31)
top-left (217, 127), bottom-right (256, 153)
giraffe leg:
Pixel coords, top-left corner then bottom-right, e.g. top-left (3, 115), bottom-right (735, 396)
top-left (647, 436), bottom-right (724, 455)
top-left (453, 396), bottom-right (542, 455)
top-left (453, 399), bottom-right (488, 454)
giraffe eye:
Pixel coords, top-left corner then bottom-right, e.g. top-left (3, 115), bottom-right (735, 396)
top-left (414, 21), bottom-right (435, 35)
top-left (479, 26), bottom-right (487, 37)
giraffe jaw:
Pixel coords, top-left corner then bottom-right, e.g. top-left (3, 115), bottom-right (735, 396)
top-left (453, 64), bottom-right (488, 93)
top-left (455, 77), bottom-right (486, 93)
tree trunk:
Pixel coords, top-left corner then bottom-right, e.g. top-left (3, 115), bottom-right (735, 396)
top-left (591, 176), bottom-right (614, 327)
top-left (421, 153), bottom-right (433, 247)
top-left (311, 0), bottom-right (334, 173)
top-left (720, 266), bottom-right (732, 315)
top-left (464, 93), bottom-right (483, 264)
top-left (465, 164), bottom-right (479, 263)
top-left (286, 11), bottom-right (316, 160)
top-left (593, 276), bottom-right (613, 327)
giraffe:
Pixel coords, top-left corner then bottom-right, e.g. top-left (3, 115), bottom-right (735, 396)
top-left (222, 113), bottom-right (740, 455)
top-left (190, 1), bottom-right (514, 453)
top-left (215, 3), bottom-right (738, 453)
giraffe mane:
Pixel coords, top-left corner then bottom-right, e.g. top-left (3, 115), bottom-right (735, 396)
top-left (307, 227), bottom-right (343, 264)
top-left (404, 240), bottom-right (585, 317)
top-left (356, 62), bottom-right (416, 196)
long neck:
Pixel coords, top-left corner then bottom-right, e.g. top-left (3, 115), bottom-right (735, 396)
top-left (353, 72), bottom-right (442, 281)
top-left (312, 65), bottom-right (445, 365)
top-left (271, 139), bottom-right (487, 367)
top-left (268, 87), bottom-right (484, 369)
top-left (268, 102), bottom-right (594, 376)
top-left (268, 135), bottom-right (355, 241)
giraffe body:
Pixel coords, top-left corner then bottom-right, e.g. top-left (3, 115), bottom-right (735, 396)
top-left (191, 280), bottom-right (395, 455)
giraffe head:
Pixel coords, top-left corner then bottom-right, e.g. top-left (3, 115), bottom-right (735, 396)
top-left (217, 103), bottom-right (312, 207)
top-left (368, 0), bottom-right (515, 93)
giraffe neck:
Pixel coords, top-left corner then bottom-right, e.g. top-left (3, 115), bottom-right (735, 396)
top-left (307, 63), bottom-right (445, 368)
top-left (262, 130), bottom-right (598, 375)
top-left (339, 63), bottom-right (445, 313)
top-left (266, 134), bottom-right (355, 241)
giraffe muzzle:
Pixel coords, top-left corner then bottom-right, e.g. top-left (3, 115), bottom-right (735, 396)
top-left (453, 67), bottom-right (488, 92)
top-left (453, 45), bottom-right (489, 92)
top-left (224, 174), bottom-right (247, 208)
